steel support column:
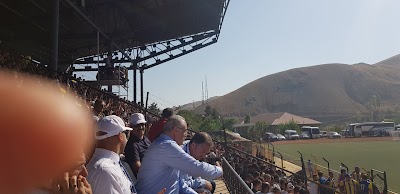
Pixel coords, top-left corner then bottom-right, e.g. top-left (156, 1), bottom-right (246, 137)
top-left (140, 67), bottom-right (144, 108)
top-left (133, 63), bottom-right (137, 104)
top-left (51, 0), bottom-right (60, 72)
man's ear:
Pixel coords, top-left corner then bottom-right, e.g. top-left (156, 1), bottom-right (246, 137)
top-left (118, 133), bottom-right (124, 141)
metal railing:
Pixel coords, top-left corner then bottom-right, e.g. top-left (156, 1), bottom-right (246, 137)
top-left (221, 157), bottom-right (253, 194)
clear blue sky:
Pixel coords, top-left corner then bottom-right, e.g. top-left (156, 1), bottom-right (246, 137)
top-left (78, 0), bottom-right (400, 109)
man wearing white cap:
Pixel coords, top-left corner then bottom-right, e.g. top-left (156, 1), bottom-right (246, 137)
top-left (124, 113), bottom-right (151, 177)
top-left (86, 115), bottom-right (136, 194)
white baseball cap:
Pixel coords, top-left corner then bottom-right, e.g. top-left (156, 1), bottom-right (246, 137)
top-left (129, 113), bottom-right (147, 126)
top-left (96, 115), bottom-right (133, 140)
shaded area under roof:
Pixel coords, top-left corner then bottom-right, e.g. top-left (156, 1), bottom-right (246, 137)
top-left (0, 0), bottom-right (225, 65)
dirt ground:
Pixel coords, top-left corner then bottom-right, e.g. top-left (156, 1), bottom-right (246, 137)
top-left (272, 136), bottom-right (392, 145)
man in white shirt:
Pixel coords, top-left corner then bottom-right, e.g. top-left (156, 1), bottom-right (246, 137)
top-left (86, 115), bottom-right (135, 194)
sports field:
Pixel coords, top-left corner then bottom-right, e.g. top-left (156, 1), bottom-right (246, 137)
top-left (272, 137), bottom-right (400, 193)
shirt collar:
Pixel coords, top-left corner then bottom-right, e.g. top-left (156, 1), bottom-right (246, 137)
top-left (158, 133), bottom-right (174, 141)
top-left (182, 140), bottom-right (191, 155)
top-left (94, 148), bottom-right (120, 163)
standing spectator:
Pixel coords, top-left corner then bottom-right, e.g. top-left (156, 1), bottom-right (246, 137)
top-left (359, 174), bottom-right (373, 194)
top-left (308, 175), bottom-right (319, 194)
top-left (135, 115), bottom-right (223, 194)
top-left (181, 132), bottom-right (217, 193)
top-left (147, 108), bottom-right (174, 142)
top-left (317, 171), bottom-right (326, 194)
top-left (351, 166), bottom-right (361, 182)
top-left (124, 113), bottom-right (150, 177)
top-left (325, 171), bottom-right (336, 194)
top-left (337, 169), bottom-right (347, 192)
top-left (86, 115), bottom-right (135, 194)
top-left (339, 174), bottom-right (359, 194)
top-left (307, 160), bottom-right (314, 177)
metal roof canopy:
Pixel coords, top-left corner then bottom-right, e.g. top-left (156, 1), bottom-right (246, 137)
top-left (0, 0), bottom-right (228, 67)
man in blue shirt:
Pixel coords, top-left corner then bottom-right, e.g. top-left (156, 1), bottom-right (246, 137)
top-left (181, 132), bottom-right (217, 194)
top-left (135, 115), bottom-right (223, 194)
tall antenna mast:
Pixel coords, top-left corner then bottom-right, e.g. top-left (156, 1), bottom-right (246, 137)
top-left (202, 81), bottom-right (204, 105)
top-left (205, 75), bottom-right (208, 103)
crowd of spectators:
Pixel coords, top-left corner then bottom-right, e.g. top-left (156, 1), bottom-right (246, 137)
top-left (224, 146), bottom-right (309, 194)
top-left (1, 48), bottom-right (224, 194)
top-left (223, 142), bottom-right (382, 194)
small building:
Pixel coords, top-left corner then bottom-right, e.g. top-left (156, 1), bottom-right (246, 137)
top-left (233, 112), bottom-right (321, 134)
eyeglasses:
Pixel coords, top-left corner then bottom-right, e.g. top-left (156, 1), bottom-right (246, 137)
top-left (174, 126), bottom-right (188, 132)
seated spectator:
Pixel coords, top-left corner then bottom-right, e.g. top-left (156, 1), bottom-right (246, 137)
top-left (135, 115), bottom-right (223, 194)
top-left (147, 108), bottom-right (174, 142)
top-left (252, 179), bottom-right (262, 193)
top-left (271, 186), bottom-right (281, 194)
top-left (287, 182), bottom-right (295, 194)
top-left (244, 174), bottom-right (254, 189)
top-left (180, 132), bottom-right (217, 193)
top-left (256, 182), bottom-right (270, 194)
top-left (86, 115), bottom-right (136, 194)
top-left (93, 99), bottom-right (106, 118)
top-left (124, 113), bottom-right (151, 177)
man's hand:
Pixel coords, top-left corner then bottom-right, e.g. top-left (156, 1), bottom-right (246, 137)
top-left (214, 161), bottom-right (221, 167)
top-left (52, 173), bottom-right (92, 194)
top-left (157, 188), bottom-right (167, 194)
top-left (204, 180), bottom-right (213, 191)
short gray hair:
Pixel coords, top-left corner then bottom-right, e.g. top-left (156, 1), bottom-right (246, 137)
top-left (163, 115), bottom-right (186, 133)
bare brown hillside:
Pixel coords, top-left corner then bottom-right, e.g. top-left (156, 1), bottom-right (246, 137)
top-left (194, 55), bottom-right (400, 122)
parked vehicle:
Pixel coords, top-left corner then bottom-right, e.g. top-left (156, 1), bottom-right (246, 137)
top-left (263, 132), bottom-right (278, 142)
top-left (301, 126), bottom-right (321, 138)
top-left (348, 122), bottom-right (395, 137)
top-left (300, 132), bottom-right (310, 139)
top-left (328, 132), bottom-right (341, 139)
top-left (276, 134), bottom-right (286, 140)
top-left (284, 130), bottom-right (300, 140)
top-left (320, 131), bottom-right (328, 138)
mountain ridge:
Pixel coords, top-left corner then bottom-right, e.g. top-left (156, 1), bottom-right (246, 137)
top-left (194, 54), bottom-right (400, 122)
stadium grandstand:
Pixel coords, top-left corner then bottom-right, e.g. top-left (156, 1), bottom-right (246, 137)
top-left (0, 0), bottom-right (394, 194)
